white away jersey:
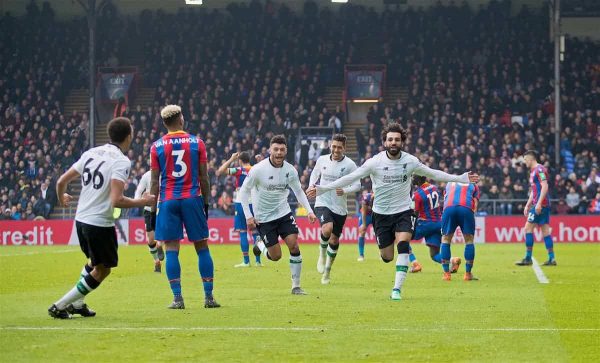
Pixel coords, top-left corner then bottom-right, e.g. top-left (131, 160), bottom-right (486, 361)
top-left (73, 144), bottom-right (131, 227)
top-left (135, 170), bottom-right (152, 212)
top-left (318, 151), bottom-right (470, 215)
top-left (309, 154), bottom-right (359, 215)
top-left (239, 158), bottom-right (314, 223)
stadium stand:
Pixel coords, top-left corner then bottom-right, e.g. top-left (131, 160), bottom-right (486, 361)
top-left (0, 1), bottom-right (598, 219)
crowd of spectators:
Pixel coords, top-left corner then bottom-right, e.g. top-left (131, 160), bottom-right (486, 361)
top-left (0, 0), bottom-right (129, 220)
top-left (1, 0), bottom-right (599, 219)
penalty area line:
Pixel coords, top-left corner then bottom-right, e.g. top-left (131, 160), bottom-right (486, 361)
top-left (531, 257), bottom-right (550, 284)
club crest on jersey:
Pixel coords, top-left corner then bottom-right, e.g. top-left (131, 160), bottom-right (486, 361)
top-left (340, 167), bottom-right (346, 173)
top-left (383, 167), bottom-right (389, 171)
top-left (269, 176), bottom-right (274, 180)
top-left (286, 172), bottom-right (289, 178)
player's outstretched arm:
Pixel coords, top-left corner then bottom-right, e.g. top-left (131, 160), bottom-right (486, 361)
top-left (289, 171), bottom-right (315, 218)
top-left (414, 163), bottom-right (479, 184)
top-left (315, 160), bottom-right (372, 195)
top-left (56, 167), bottom-right (80, 207)
top-left (111, 179), bottom-right (155, 208)
top-left (215, 152), bottom-right (239, 176)
top-left (341, 163), bottom-right (361, 195)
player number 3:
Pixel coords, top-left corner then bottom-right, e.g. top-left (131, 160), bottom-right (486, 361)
top-left (172, 150), bottom-right (188, 177)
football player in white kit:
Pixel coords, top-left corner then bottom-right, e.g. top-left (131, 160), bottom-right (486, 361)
top-left (309, 134), bottom-right (360, 284)
top-left (307, 123), bottom-right (479, 300)
top-left (48, 117), bottom-right (155, 319)
top-left (238, 135), bottom-right (317, 295)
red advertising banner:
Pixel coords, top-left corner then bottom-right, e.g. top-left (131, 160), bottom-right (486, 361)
top-left (2, 216), bottom-right (599, 246)
top-left (484, 216), bottom-right (600, 243)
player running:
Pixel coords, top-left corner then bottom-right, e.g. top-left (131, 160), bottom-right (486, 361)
top-left (150, 105), bottom-right (220, 309)
top-left (48, 117), bottom-right (155, 319)
top-left (357, 189), bottom-right (374, 261)
top-left (515, 150), bottom-right (556, 266)
top-left (307, 123), bottom-right (479, 300)
top-left (410, 176), bottom-right (461, 273)
top-left (440, 181), bottom-right (480, 281)
top-left (135, 166), bottom-right (165, 272)
top-left (309, 134), bottom-right (360, 284)
top-left (216, 151), bottom-right (262, 267)
top-left (239, 135), bottom-right (317, 295)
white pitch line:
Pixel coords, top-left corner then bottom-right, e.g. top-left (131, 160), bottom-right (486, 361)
top-left (2, 326), bottom-right (598, 332)
top-left (531, 257), bottom-right (550, 284)
top-left (0, 249), bottom-right (78, 257)
top-left (1, 326), bottom-right (319, 332)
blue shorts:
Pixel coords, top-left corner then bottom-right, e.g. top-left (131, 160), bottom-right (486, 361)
top-left (414, 220), bottom-right (442, 247)
top-left (156, 196), bottom-right (208, 241)
top-left (358, 214), bottom-right (373, 227)
top-left (527, 207), bottom-right (550, 225)
top-left (234, 202), bottom-right (254, 230)
top-left (441, 206), bottom-right (475, 236)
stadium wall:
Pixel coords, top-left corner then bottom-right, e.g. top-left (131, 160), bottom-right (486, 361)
top-left (1, 216), bottom-right (599, 246)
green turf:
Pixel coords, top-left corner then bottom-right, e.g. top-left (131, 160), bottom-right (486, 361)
top-left (1, 243), bottom-right (598, 362)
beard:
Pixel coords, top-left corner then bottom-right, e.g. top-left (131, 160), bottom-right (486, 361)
top-left (386, 145), bottom-right (401, 156)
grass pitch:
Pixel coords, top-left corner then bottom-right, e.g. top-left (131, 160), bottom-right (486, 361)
top-left (1, 243), bottom-right (599, 362)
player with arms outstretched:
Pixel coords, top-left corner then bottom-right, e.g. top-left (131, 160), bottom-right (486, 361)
top-left (357, 189), bottom-right (374, 261)
top-left (309, 134), bottom-right (360, 284)
top-left (440, 181), bottom-right (480, 281)
top-left (48, 117), bottom-right (155, 319)
top-left (239, 135), bottom-right (317, 295)
top-left (307, 123), bottom-right (479, 300)
top-left (515, 150), bottom-right (556, 266)
top-left (150, 105), bottom-right (219, 309)
top-left (216, 151), bottom-right (262, 267)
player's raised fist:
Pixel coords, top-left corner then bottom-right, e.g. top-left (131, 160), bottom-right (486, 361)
top-left (467, 171), bottom-right (480, 184)
top-left (230, 152), bottom-right (239, 161)
top-left (308, 212), bottom-right (317, 224)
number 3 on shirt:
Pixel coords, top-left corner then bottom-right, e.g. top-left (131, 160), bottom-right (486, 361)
top-left (172, 150), bottom-right (187, 177)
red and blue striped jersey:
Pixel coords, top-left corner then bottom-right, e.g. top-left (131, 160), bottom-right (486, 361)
top-left (443, 182), bottom-right (480, 212)
top-left (413, 182), bottom-right (442, 221)
top-left (150, 131), bottom-right (207, 201)
top-left (529, 165), bottom-right (550, 207)
top-left (229, 165), bottom-right (251, 189)
top-left (360, 192), bottom-right (374, 215)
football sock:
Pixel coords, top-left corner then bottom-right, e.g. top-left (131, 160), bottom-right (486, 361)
top-left (197, 248), bottom-right (215, 298)
top-left (290, 252), bottom-right (302, 288)
top-left (319, 233), bottom-right (329, 260)
top-left (256, 240), bottom-right (272, 260)
top-left (165, 250), bottom-right (182, 299)
top-left (55, 274), bottom-right (100, 310)
top-left (464, 243), bottom-right (475, 273)
top-left (525, 233), bottom-right (534, 260)
top-left (432, 252), bottom-right (442, 264)
top-left (394, 253), bottom-right (409, 290)
top-left (72, 264), bottom-right (93, 308)
top-left (358, 236), bottom-right (365, 256)
top-left (325, 243), bottom-right (338, 272)
top-left (441, 243), bottom-right (451, 273)
top-left (544, 235), bottom-right (555, 261)
top-left (240, 232), bottom-right (250, 264)
top-left (252, 232), bottom-right (262, 263)
top-left (148, 242), bottom-right (158, 261)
